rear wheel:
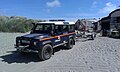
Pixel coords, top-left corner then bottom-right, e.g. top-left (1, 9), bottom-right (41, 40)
top-left (38, 44), bottom-right (53, 61)
top-left (66, 38), bottom-right (74, 49)
top-left (91, 35), bottom-right (94, 40)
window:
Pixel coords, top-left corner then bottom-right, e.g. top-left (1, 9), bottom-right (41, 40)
top-left (44, 25), bottom-right (51, 31)
top-left (68, 25), bottom-right (75, 32)
top-left (117, 17), bottom-right (120, 23)
top-left (33, 24), bottom-right (53, 33)
top-left (55, 25), bottom-right (62, 35)
top-left (63, 25), bottom-right (67, 31)
top-left (35, 25), bottom-right (43, 30)
top-left (111, 17), bottom-right (117, 23)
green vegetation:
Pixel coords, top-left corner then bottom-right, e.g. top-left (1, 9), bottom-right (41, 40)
top-left (0, 16), bottom-right (44, 33)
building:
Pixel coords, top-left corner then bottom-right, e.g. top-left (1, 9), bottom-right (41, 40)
top-left (100, 9), bottom-right (120, 37)
top-left (109, 9), bottom-right (120, 37)
top-left (92, 20), bottom-right (101, 32)
top-left (75, 19), bottom-right (97, 31)
top-left (100, 16), bottom-right (110, 36)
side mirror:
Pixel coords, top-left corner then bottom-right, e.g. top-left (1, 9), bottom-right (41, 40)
top-left (30, 30), bottom-right (33, 34)
top-left (31, 23), bottom-right (36, 31)
top-left (32, 22), bottom-right (36, 26)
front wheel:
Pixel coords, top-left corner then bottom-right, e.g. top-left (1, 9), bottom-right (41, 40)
top-left (38, 44), bottom-right (53, 61)
top-left (88, 35), bottom-right (94, 40)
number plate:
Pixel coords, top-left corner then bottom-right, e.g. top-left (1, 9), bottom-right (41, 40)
top-left (21, 40), bottom-right (30, 44)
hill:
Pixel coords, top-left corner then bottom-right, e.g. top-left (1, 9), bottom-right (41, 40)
top-left (0, 16), bottom-right (43, 33)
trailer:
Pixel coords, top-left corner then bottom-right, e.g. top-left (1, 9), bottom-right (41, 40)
top-left (75, 19), bottom-right (97, 40)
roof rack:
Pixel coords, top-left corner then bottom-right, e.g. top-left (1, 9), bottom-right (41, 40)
top-left (49, 19), bottom-right (65, 22)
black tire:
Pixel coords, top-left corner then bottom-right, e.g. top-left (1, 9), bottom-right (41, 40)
top-left (38, 44), bottom-right (53, 61)
top-left (88, 35), bottom-right (94, 40)
top-left (91, 35), bottom-right (94, 40)
top-left (66, 38), bottom-right (74, 49)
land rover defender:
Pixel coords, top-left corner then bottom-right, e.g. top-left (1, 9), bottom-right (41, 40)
top-left (15, 20), bottom-right (76, 60)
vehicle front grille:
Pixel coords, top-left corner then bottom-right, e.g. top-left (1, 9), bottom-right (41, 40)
top-left (20, 37), bottom-right (31, 44)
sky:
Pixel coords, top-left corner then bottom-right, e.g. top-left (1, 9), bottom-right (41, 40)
top-left (0, 0), bottom-right (120, 21)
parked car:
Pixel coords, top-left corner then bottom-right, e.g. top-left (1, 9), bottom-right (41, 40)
top-left (15, 20), bottom-right (76, 61)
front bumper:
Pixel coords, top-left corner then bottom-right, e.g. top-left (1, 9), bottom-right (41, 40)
top-left (15, 45), bottom-right (38, 53)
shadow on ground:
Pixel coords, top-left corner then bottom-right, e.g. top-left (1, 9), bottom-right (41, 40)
top-left (0, 47), bottom-right (68, 64)
top-left (0, 51), bottom-right (41, 64)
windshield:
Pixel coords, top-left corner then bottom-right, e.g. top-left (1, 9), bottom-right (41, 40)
top-left (32, 24), bottom-right (53, 33)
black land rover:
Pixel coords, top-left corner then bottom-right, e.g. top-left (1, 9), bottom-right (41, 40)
top-left (15, 20), bottom-right (76, 61)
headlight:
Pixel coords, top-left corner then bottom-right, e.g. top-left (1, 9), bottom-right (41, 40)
top-left (34, 42), bottom-right (37, 45)
top-left (18, 40), bottom-right (20, 43)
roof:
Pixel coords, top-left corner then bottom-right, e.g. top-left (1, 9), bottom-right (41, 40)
top-left (101, 16), bottom-right (110, 21)
top-left (35, 21), bottom-right (75, 25)
top-left (109, 9), bottom-right (120, 16)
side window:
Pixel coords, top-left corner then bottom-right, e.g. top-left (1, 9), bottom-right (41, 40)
top-left (55, 25), bottom-right (62, 35)
top-left (44, 25), bottom-right (51, 31)
top-left (35, 25), bottom-right (43, 30)
top-left (63, 25), bottom-right (68, 34)
top-left (68, 25), bottom-right (75, 32)
top-left (63, 25), bottom-right (67, 31)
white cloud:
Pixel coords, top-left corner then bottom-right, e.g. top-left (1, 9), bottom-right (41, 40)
top-left (67, 12), bottom-right (105, 19)
top-left (99, 2), bottom-right (117, 14)
top-left (67, 13), bottom-right (98, 17)
top-left (92, 1), bottom-right (97, 8)
top-left (46, 0), bottom-right (61, 8)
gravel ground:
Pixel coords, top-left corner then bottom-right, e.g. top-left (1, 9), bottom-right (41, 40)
top-left (0, 33), bottom-right (120, 72)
